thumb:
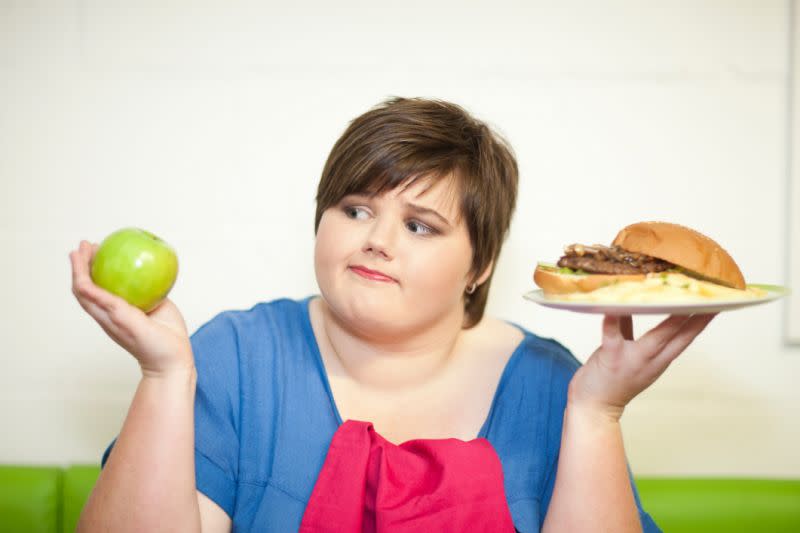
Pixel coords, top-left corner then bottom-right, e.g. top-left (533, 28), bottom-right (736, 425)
top-left (602, 314), bottom-right (632, 347)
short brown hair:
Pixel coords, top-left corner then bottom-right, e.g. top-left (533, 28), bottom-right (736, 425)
top-left (314, 97), bottom-right (518, 328)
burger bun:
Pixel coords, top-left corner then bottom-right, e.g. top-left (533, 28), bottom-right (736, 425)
top-left (533, 264), bottom-right (646, 295)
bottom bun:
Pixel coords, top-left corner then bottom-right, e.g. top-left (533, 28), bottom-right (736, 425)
top-left (533, 265), bottom-right (646, 295)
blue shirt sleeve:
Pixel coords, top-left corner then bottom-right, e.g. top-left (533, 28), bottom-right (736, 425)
top-left (190, 311), bottom-right (242, 518)
top-left (99, 311), bottom-right (243, 519)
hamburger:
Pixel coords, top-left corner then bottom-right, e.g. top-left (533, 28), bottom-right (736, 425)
top-left (533, 221), bottom-right (766, 303)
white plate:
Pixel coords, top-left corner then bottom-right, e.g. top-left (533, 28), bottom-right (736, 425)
top-left (523, 284), bottom-right (790, 316)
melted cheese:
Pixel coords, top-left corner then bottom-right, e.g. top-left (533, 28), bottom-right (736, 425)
top-left (552, 272), bottom-right (766, 303)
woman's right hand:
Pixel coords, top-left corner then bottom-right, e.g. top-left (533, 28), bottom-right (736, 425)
top-left (70, 239), bottom-right (194, 377)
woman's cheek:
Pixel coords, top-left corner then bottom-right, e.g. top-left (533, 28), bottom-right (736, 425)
top-left (317, 216), bottom-right (352, 262)
top-left (314, 225), bottom-right (343, 288)
top-left (409, 246), bottom-right (466, 294)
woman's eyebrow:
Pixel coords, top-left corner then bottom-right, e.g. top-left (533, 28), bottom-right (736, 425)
top-left (404, 202), bottom-right (452, 228)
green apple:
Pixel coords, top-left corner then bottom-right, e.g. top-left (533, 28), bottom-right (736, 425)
top-left (90, 227), bottom-right (179, 313)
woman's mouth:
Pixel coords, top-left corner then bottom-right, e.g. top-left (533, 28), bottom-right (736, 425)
top-left (349, 265), bottom-right (397, 283)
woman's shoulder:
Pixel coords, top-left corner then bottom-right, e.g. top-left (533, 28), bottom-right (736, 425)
top-left (480, 315), bottom-right (582, 382)
top-left (518, 326), bottom-right (581, 373)
top-left (190, 295), bottom-right (316, 366)
top-left (201, 295), bottom-right (310, 324)
top-left (479, 318), bottom-right (580, 464)
top-left (193, 295), bottom-right (312, 338)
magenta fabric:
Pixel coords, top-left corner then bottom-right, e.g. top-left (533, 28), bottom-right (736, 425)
top-left (299, 420), bottom-right (516, 532)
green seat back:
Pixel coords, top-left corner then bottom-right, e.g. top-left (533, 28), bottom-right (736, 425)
top-left (0, 465), bottom-right (61, 533)
top-left (3, 466), bottom-right (800, 532)
top-left (637, 478), bottom-right (800, 533)
top-left (62, 466), bottom-right (100, 533)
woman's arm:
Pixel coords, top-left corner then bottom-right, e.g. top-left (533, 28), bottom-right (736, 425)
top-left (199, 491), bottom-right (233, 532)
top-left (77, 369), bottom-right (203, 533)
top-left (542, 403), bottom-right (640, 532)
top-left (543, 313), bottom-right (716, 532)
top-left (70, 240), bottom-right (207, 532)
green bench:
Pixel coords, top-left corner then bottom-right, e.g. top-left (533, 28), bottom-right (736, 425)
top-left (0, 466), bottom-right (100, 533)
top-left (635, 478), bottom-right (800, 532)
top-left (1, 465), bottom-right (799, 532)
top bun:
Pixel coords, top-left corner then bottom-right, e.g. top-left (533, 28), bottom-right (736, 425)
top-left (612, 221), bottom-right (746, 289)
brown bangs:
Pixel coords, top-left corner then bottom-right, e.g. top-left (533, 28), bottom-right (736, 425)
top-left (314, 109), bottom-right (473, 231)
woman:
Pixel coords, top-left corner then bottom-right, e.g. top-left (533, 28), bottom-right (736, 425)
top-left (70, 97), bottom-right (714, 532)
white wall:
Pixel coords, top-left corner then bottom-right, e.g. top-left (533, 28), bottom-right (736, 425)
top-left (2, 1), bottom-right (798, 477)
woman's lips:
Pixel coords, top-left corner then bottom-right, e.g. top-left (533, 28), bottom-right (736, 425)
top-left (349, 266), bottom-right (397, 283)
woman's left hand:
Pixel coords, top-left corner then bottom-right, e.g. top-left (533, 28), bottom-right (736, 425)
top-left (568, 313), bottom-right (717, 421)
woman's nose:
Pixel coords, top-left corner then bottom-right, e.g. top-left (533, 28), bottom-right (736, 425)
top-left (362, 218), bottom-right (396, 260)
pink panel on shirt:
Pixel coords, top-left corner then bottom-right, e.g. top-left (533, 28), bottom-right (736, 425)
top-left (299, 420), bottom-right (516, 532)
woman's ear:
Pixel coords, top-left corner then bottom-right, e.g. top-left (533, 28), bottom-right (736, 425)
top-left (473, 260), bottom-right (494, 287)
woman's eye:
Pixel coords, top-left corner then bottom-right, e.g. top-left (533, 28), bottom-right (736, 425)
top-left (407, 220), bottom-right (434, 235)
top-left (344, 206), bottom-right (369, 220)
top-left (342, 205), bottom-right (435, 236)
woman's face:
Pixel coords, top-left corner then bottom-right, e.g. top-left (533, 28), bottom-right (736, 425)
top-left (314, 176), bottom-right (476, 340)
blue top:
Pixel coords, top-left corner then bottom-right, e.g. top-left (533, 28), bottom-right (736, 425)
top-left (103, 296), bottom-right (661, 532)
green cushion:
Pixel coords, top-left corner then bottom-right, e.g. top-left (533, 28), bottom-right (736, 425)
top-left (2, 465), bottom-right (800, 533)
top-left (62, 466), bottom-right (100, 533)
top-left (0, 465), bottom-right (61, 533)
top-left (637, 478), bottom-right (800, 533)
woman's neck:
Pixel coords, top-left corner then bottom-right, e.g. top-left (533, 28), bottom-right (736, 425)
top-left (313, 296), bottom-right (470, 392)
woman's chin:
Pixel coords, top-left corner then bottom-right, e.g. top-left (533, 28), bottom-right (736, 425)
top-left (326, 295), bottom-right (409, 337)
top-left (349, 303), bottom-right (404, 329)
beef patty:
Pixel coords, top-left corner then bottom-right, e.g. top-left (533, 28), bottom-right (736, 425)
top-left (557, 244), bottom-right (674, 275)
